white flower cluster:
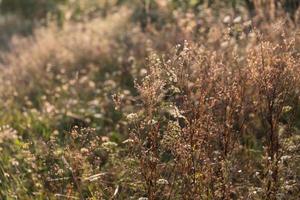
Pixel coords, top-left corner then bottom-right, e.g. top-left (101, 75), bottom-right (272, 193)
top-left (126, 113), bottom-right (138, 122)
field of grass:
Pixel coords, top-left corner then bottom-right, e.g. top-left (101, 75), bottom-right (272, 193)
top-left (0, 0), bottom-right (300, 199)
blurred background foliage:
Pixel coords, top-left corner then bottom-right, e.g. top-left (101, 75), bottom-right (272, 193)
top-left (0, 0), bottom-right (121, 23)
top-left (0, 0), bottom-right (299, 22)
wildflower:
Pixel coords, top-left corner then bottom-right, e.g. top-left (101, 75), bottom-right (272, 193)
top-left (11, 159), bottom-right (19, 166)
top-left (140, 68), bottom-right (148, 76)
top-left (126, 113), bottom-right (138, 122)
top-left (94, 113), bottom-right (103, 119)
top-left (102, 141), bottom-right (118, 149)
top-left (223, 15), bottom-right (231, 24)
top-left (80, 148), bottom-right (89, 154)
top-left (157, 178), bottom-right (169, 185)
top-left (138, 197), bottom-right (148, 200)
top-left (233, 16), bottom-right (242, 24)
top-left (122, 139), bottom-right (134, 144)
top-left (282, 106), bottom-right (292, 113)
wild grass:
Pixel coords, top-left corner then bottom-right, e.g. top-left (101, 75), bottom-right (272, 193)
top-left (0, 1), bottom-right (300, 199)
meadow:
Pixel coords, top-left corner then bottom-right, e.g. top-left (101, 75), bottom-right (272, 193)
top-left (0, 0), bottom-right (299, 199)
